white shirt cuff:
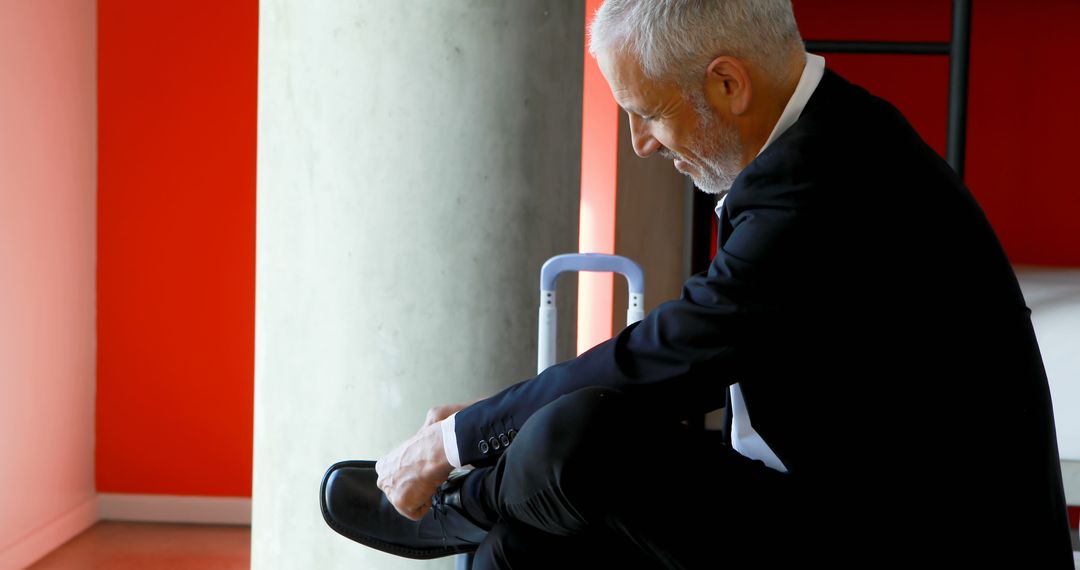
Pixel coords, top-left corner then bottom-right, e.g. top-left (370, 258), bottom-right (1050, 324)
top-left (440, 413), bottom-right (462, 468)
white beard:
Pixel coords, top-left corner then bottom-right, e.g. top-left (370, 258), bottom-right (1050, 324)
top-left (678, 93), bottom-right (746, 195)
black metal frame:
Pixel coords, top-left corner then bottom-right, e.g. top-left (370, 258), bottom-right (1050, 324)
top-left (804, 0), bottom-right (972, 178)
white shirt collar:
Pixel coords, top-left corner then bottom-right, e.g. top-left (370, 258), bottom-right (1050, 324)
top-left (757, 52), bottom-right (826, 156)
top-left (716, 52), bottom-right (826, 215)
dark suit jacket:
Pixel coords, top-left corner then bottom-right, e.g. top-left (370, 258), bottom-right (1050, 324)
top-left (454, 69), bottom-right (1072, 564)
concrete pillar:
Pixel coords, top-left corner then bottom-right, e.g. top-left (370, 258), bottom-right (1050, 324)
top-left (254, 1), bottom-right (583, 568)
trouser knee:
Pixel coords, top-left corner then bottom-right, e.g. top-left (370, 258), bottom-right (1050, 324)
top-left (510, 386), bottom-right (628, 470)
top-left (491, 386), bottom-right (632, 531)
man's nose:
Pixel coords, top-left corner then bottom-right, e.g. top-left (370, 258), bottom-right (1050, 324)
top-left (628, 115), bottom-right (661, 158)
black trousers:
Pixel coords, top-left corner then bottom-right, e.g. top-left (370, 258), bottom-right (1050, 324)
top-left (466, 387), bottom-right (798, 569)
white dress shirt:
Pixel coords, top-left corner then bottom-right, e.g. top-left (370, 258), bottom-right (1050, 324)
top-left (442, 409), bottom-right (464, 468)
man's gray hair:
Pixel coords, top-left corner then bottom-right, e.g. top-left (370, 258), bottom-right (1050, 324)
top-left (589, 0), bottom-right (804, 89)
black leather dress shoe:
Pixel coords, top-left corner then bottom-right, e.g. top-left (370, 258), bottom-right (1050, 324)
top-left (320, 460), bottom-right (489, 559)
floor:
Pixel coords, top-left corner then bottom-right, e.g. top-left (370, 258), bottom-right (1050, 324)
top-left (26, 522), bottom-right (249, 570)
top-left (20, 521), bottom-right (1080, 568)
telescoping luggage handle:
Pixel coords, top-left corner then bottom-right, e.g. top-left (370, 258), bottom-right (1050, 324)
top-left (538, 253), bottom-right (646, 373)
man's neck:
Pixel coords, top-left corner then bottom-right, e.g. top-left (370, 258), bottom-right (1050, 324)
top-left (739, 58), bottom-right (806, 166)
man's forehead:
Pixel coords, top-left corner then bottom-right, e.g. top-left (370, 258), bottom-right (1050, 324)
top-left (597, 50), bottom-right (664, 112)
top-left (598, 49), bottom-right (646, 86)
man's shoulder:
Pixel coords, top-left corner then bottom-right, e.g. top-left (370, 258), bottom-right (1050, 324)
top-left (735, 71), bottom-right (860, 188)
top-left (771, 68), bottom-right (896, 156)
top-left (730, 68), bottom-right (938, 205)
top-left (778, 68), bottom-right (910, 149)
top-left (802, 68), bottom-right (894, 128)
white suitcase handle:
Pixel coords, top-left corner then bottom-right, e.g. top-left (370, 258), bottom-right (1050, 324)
top-left (537, 253), bottom-right (645, 373)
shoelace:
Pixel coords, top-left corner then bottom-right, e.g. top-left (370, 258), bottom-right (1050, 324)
top-left (430, 488), bottom-right (449, 546)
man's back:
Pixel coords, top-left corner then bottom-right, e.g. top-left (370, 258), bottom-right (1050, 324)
top-left (726, 68), bottom-right (1072, 564)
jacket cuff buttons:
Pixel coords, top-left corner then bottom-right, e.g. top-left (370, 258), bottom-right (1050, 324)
top-left (477, 430), bottom-right (517, 456)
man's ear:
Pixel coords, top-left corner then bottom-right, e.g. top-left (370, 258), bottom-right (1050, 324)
top-left (704, 56), bottom-right (752, 116)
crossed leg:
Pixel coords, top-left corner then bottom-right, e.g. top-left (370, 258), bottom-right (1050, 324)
top-left (462, 386), bottom-right (797, 569)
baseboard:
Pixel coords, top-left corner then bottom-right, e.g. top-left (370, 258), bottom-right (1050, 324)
top-left (97, 493), bottom-right (251, 526)
top-left (0, 495), bottom-right (98, 570)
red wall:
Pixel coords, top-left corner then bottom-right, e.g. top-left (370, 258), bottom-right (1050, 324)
top-left (578, 0), bottom-right (621, 354)
top-left (794, 0), bottom-right (1080, 266)
top-left (97, 1), bottom-right (258, 496)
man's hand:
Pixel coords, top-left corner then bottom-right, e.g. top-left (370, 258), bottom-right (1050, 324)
top-left (375, 421), bottom-right (454, 521)
top-left (376, 399), bottom-right (484, 520)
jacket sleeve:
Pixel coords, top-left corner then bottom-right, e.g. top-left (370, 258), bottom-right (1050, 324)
top-left (453, 166), bottom-right (815, 467)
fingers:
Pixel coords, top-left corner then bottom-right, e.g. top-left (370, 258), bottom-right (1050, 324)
top-left (422, 405), bottom-right (452, 428)
top-left (421, 402), bottom-right (473, 429)
top-left (374, 458), bottom-right (390, 494)
top-left (404, 502), bottom-right (429, 521)
top-left (376, 469), bottom-right (431, 521)
top-left (386, 491), bottom-right (429, 521)
top-left (376, 423), bottom-right (457, 520)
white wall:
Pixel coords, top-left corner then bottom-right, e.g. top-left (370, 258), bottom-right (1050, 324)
top-left (1016, 268), bottom-right (1080, 461)
top-left (254, 1), bottom-right (584, 568)
top-left (0, 1), bottom-right (98, 568)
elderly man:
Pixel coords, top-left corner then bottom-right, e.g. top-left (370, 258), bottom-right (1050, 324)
top-left (322, 1), bottom-right (1073, 567)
